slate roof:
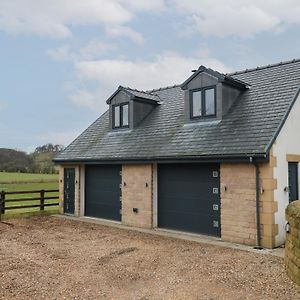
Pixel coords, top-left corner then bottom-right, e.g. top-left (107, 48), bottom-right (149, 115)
top-left (55, 59), bottom-right (300, 163)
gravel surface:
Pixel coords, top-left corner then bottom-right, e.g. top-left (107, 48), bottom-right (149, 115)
top-left (0, 217), bottom-right (299, 300)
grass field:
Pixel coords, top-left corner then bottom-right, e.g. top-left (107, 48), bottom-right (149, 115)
top-left (0, 171), bottom-right (58, 182)
top-left (0, 172), bottom-right (59, 217)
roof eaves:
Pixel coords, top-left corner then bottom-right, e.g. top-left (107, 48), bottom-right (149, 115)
top-left (53, 152), bottom-right (269, 164)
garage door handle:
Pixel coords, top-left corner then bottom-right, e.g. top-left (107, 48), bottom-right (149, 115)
top-left (213, 188), bottom-right (219, 194)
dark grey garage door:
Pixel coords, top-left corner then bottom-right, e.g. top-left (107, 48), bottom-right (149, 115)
top-left (85, 165), bottom-right (121, 221)
top-left (158, 164), bottom-right (220, 237)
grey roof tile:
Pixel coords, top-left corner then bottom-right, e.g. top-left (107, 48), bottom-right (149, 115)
top-left (55, 59), bottom-right (300, 162)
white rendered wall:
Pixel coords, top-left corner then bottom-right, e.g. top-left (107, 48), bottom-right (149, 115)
top-left (273, 92), bottom-right (300, 246)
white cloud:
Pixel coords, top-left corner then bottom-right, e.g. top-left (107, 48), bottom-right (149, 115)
top-left (2, 1), bottom-right (300, 40)
top-left (69, 88), bottom-right (112, 112)
top-left (0, 0), bottom-right (166, 40)
top-left (105, 25), bottom-right (144, 44)
top-left (75, 52), bottom-right (230, 90)
top-left (47, 40), bottom-right (114, 61)
top-left (119, 0), bottom-right (166, 12)
top-left (79, 39), bottom-right (115, 59)
top-left (69, 51), bottom-right (230, 112)
top-left (46, 44), bottom-right (76, 61)
top-left (0, 0), bottom-right (133, 39)
top-left (172, 0), bottom-right (300, 38)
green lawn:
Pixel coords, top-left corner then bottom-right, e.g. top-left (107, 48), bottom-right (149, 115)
top-left (0, 172), bottom-right (59, 218)
top-left (0, 171), bottom-right (58, 183)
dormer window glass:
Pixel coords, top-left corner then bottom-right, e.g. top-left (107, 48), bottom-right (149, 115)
top-left (191, 87), bottom-right (216, 119)
top-left (204, 88), bottom-right (216, 116)
top-left (192, 90), bottom-right (202, 117)
top-left (122, 104), bottom-right (129, 126)
top-left (113, 103), bottom-right (129, 128)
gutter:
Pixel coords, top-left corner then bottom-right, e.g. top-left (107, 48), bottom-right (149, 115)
top-left (53, 153), bottom-right (269, 165)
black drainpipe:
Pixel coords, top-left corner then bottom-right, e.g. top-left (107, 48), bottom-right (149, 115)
top-left (254, 162), bottom-right (262, 249)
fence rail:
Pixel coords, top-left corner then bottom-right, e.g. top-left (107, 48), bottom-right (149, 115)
top-left (0, 189), bottom-right (59, 220)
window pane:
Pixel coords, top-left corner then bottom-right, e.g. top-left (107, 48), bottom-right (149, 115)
top-left (114, 106), bottom-right (120, 127)
top-left (205, 88), bottom-right (215, 115)
top-left (122, 104), bottom-right (129, 126)
top-left (192, 91), bottom-right (202, 117)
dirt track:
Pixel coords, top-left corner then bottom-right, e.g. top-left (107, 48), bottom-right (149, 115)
top-left (0, 217), bottom-right (299, 299)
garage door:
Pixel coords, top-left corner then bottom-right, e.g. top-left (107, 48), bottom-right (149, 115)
top-left (158, 164), bottom-right (220, 237)
top-left (85, 165), bottom-right (121, 221)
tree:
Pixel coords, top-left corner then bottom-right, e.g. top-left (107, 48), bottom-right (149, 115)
top-left (0, 148), bottom-right (34, 172)
top-left (31, 143), bottom-right (64, 174)
top-left (34, 143), bottom-right (64, 154)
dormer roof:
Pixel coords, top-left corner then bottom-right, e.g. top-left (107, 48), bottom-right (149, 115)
top-left (106, 85), bottom-right (161, 104)
top-left (181, 65), bottom-right (250, 90)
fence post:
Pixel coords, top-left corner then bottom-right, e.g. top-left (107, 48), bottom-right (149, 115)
top-left (0, 190), bottom-right (5, 220)
top-left (40, 190), bottom-right (45, 211)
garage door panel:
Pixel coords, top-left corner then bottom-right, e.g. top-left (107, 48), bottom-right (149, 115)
top-left (158, 209), bottom-right (220, 236)
top-left (158, 196), bottom-right (216, 212)
top-left (85, 165), bottom-right (121, 221)
top-left (159, 181), bottom-right (218, 195)
top-left (158, 163), bottom-right (220, 237)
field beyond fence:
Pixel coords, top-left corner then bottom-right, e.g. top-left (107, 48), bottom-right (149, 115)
top-left (0, 172), bottom-right (59, 219)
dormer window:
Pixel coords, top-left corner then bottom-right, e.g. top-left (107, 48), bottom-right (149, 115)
top-left (113, 103), bottom-right (129, 128)
top-left (190, 87), bottom-right (216, 119)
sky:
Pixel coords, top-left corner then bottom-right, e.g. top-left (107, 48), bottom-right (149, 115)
top-left (1, 0), bottom-right (300, 152)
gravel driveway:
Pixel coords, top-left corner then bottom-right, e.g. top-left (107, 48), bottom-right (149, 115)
top-left (0, 217), bottom-right (299, 300)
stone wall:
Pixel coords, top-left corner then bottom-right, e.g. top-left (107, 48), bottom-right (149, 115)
top-left (285, 200), bottom-right (300, 285)
top-left (220, 161), bottom-right (278, 248)
top-left (220, 163), bottom-right (257, 245)
top-left (121, 164), bottom-right (153, 228)
top-left (259, 153), bottom-right (278, 248)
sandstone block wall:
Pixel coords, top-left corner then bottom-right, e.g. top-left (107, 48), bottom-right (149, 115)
top-left (259, 153), bottom-right (278, 248)
top-left (220, 161), bottom-right (278, 248)
top-left (221, 163), bottom-right (257, 245)
top-left (121, 164), bottom-right (153, 228)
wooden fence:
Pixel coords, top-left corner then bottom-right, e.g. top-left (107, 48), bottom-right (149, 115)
top-left (0, 189), bottom-right (59, 220)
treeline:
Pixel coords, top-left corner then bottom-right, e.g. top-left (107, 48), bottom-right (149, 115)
top-left (0, 144), bottom-right (64, 174)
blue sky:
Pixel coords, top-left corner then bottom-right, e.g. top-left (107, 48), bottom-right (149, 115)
top-left (1, 0), bottom-right (300, 152)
